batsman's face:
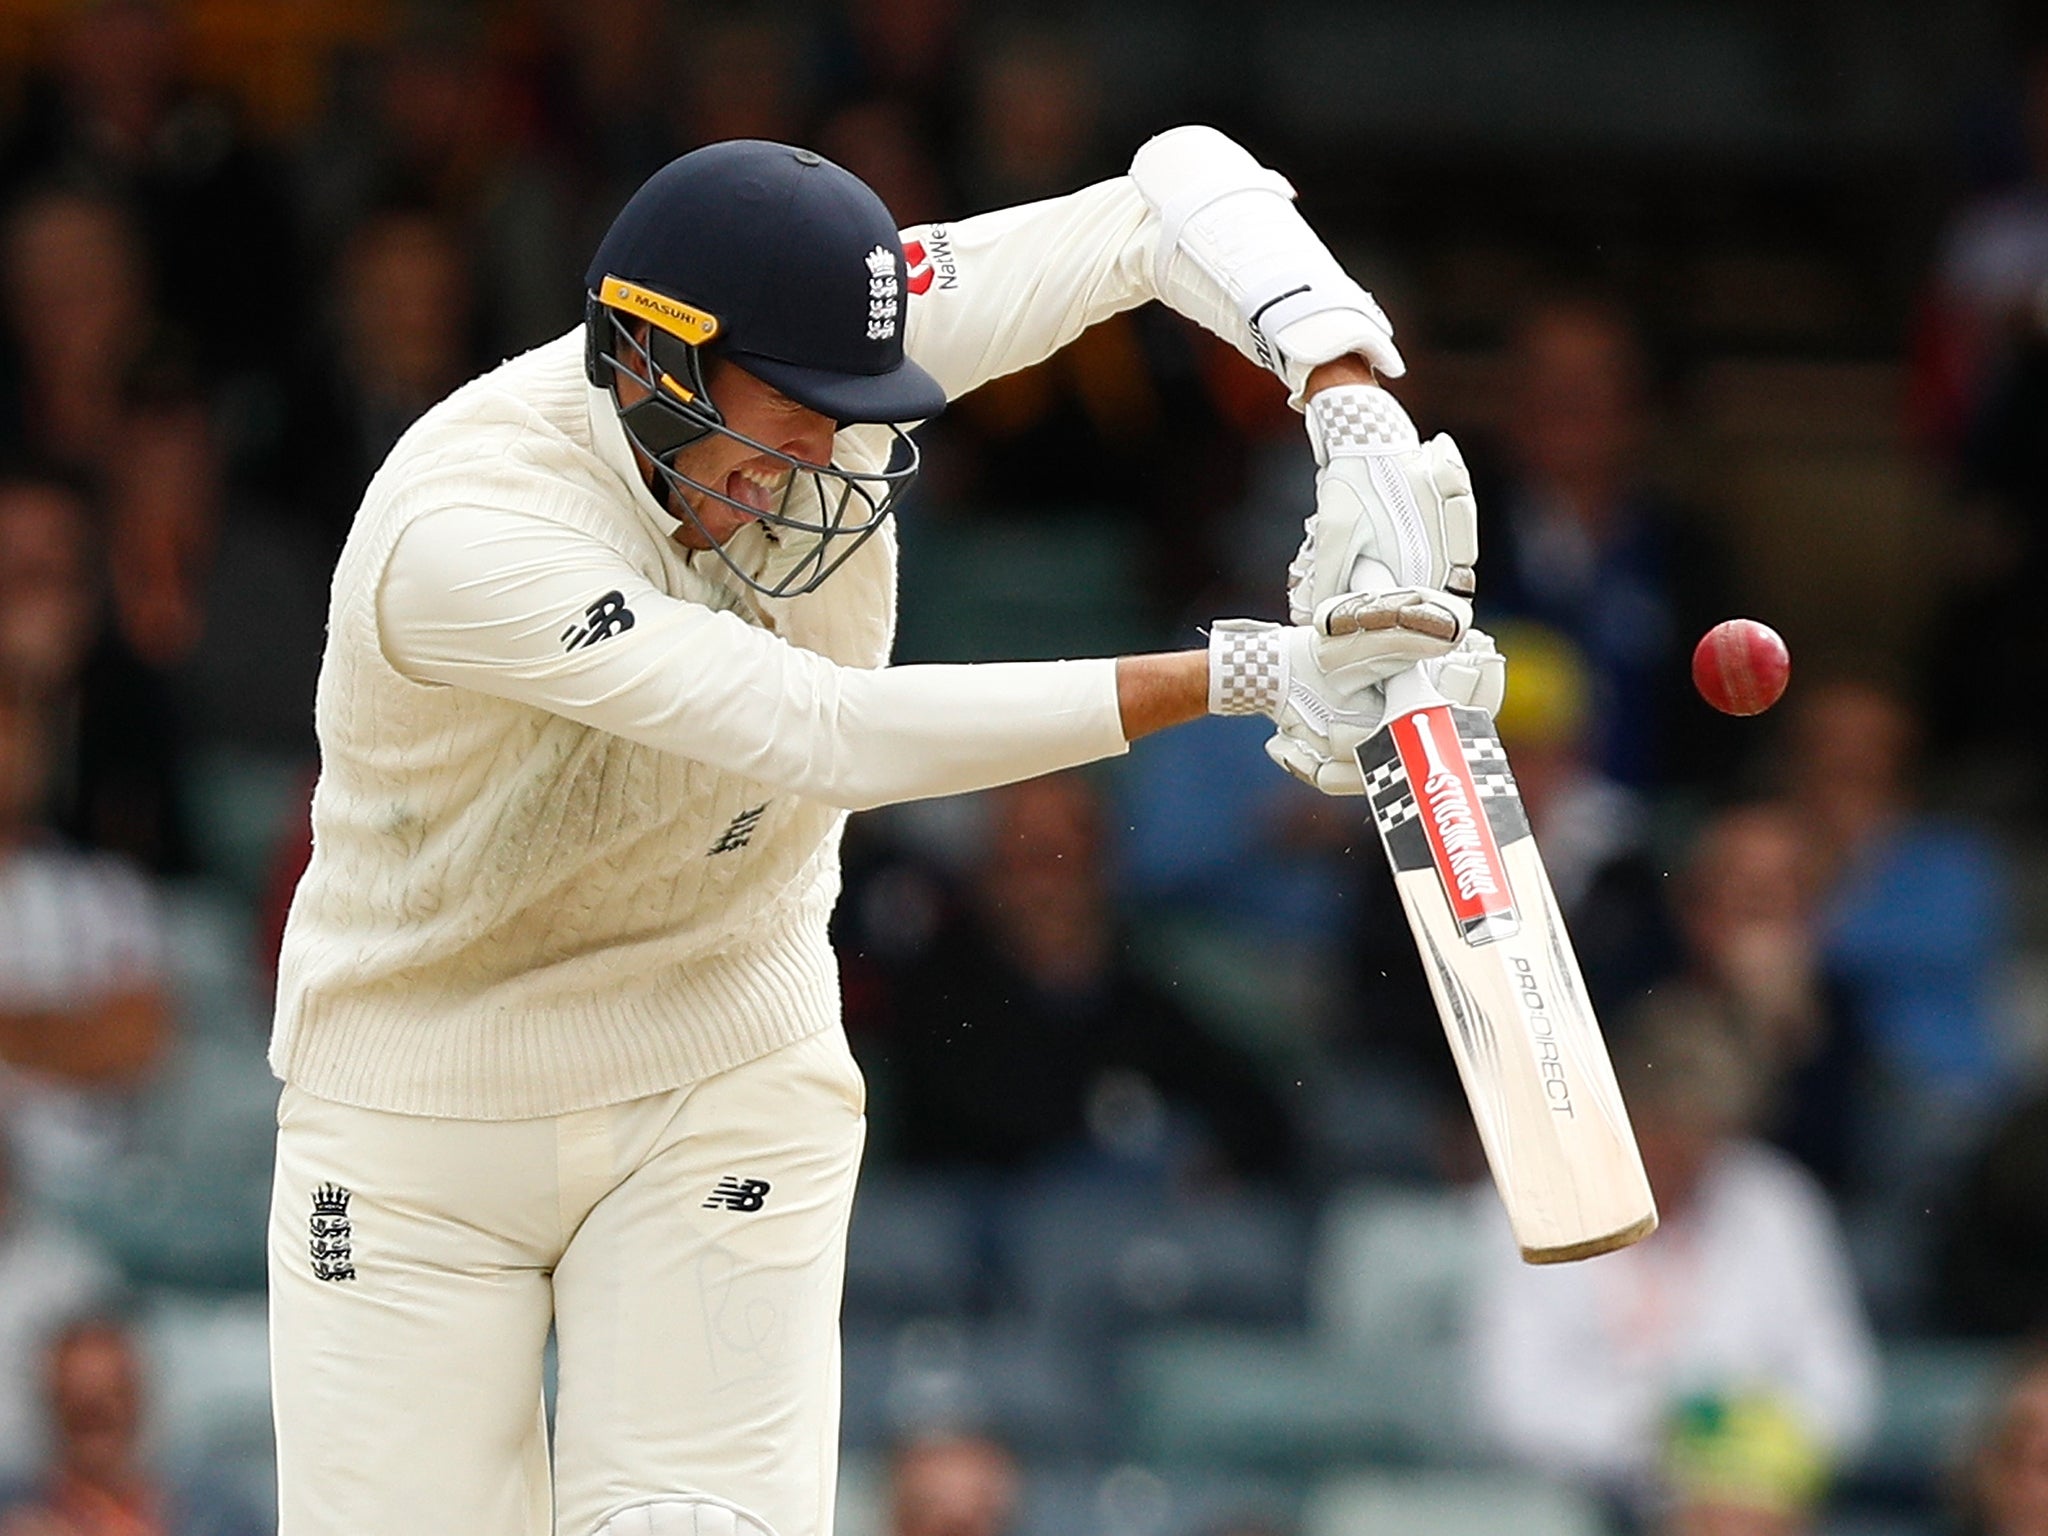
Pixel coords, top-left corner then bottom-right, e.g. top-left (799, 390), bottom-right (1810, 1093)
top-left (617, 344), bottom-right (839, 551)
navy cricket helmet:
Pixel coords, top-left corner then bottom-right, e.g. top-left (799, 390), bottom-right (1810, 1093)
top-left (584, 140), bottom-right (946, 596)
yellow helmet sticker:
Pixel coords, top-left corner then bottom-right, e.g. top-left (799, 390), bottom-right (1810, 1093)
top-left (599, 276), bottom-right (719, 346)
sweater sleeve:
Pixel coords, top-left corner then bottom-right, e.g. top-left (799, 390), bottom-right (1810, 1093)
top-left (899, 177), bottom-right (1158, 402)
top-left (376, 503), bottom-right (1129, 812)
top-left (900, 137), bottom-right (1377, 409)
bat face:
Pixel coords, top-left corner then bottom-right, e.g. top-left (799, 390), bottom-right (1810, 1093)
top-left (1358, 696), bottom-right (1658, 1264)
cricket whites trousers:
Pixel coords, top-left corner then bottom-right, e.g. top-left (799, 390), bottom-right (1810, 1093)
top-left (268, 1028), bottom-right (867, 1536)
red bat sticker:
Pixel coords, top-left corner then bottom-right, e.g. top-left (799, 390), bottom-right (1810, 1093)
top-left (1391, 706), bottom-right (1520, 943)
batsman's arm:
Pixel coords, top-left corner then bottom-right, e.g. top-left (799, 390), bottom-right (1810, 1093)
top-left (1114, 651), bottom-right (1208, 740)
top-left (901, 126), bottom-right (1398, 407)
top-left (379, 503), bottom-right (1131, 811)
top-left (897, 180), bottom-right (1151, 403)
top-left (1303, 356), bottom-right (1381, 394)
top-left (375, 502), bottom-right (1434, 811)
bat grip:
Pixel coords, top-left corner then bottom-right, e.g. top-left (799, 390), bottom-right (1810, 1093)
top-left (1382, 663), bottom-right (1449, 722)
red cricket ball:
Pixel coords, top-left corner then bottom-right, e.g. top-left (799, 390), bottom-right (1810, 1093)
top-left (1692, 619), bottom-right (1791, 716)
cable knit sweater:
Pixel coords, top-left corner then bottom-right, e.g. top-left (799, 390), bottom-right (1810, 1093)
top-left (271, 131), bottom-right (1354, 1119)
top-left (269, 174), bottom-right (1203, 1118)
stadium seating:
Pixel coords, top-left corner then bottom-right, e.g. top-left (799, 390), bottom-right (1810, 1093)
top-left (1303, 1468), bottom-right (1604, 1536)
top-left (1120, 1326), bottom-right (1468, 1470)
top-left (843, 1173), bottom-right (986, 1320)
top-left (142, 1293), bottom-right (277, 1523)
top-left (997, 1181), bottom-right (1310, 1336)
top-left (1848, 1337), bottom-right (2006, 1497)
top-left (1020, 1463), bottom-right (1302, 1536)
top-left (840, 1317), bottom-right (1109, 1458)
top-left (1308, 1184), bottom-right (1487, 1358)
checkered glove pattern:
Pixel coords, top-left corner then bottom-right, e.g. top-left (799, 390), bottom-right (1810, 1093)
top-left (1207, 620), bottom-right (1288, 717)
top-left (1306, 385), bottom-right (1420, 462)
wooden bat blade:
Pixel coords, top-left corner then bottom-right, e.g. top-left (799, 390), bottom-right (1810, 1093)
top-left (1356, 693), bottom-right (1657, 1264)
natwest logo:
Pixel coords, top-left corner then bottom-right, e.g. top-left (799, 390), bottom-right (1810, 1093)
top-left (1394, 706), bottom-right (1519, 942)
top-left (903, 227), bottom-right (958, 295)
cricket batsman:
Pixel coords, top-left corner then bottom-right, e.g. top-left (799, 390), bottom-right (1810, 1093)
top-left (266, 127), bottom-right (1501, 1534)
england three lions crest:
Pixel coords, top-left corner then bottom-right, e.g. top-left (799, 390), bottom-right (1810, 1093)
top-left (310, 1183), bottom-right (357, 1282)
top-left (864, 244), bottom-right (901, 341)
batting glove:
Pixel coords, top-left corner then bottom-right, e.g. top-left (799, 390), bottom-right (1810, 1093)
top-left (1260, 628), bottom-right (1506, 796)
top-left (1287, 384), bottom-right (1478, 627)
top-left (1209, 587), bottom-right (1479, 794)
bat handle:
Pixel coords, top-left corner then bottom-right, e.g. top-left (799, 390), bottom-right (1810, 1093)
top-left (1382, 662), bottom-right (1449, 722)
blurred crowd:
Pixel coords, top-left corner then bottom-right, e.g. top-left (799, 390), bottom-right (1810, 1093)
top-left (0, 1), bottom-right (2046, 1534)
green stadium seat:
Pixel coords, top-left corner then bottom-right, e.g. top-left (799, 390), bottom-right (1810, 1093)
top-left (1309, 1185), bottom-right (1487, 1358)
top-left (1121, 1327), bottom-right (1468, 1471)
top-left (1125, 915), bottom-right (1335, 1073)
top-left (161, 883), bottom-right (270, 1043)
top-left (142, 1293), bottom-right (275, 1521)
top-left (834, 1449), bottom-right (888, 1536)
top-left (74, 1035), bottom-right (276, 1289)
top-left (843, 1174), bottom-right (983, 1322)
top-left (841, 1318), bottom-right (1108, 1459)
top-left (1020, 1464), bottom-right (1303, 1536)
top-left (1000, 1184), bottom-right (1309, 1333)
top-left (183, 747), bottom-right (310, 900)
top-left (1303, 1468), bottom-right (1603, 1536)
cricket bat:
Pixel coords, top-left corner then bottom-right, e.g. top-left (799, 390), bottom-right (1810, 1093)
top-left (1355, 665), bottom-right (1658, 1263)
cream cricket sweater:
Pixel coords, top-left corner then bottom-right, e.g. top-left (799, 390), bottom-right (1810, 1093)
top-left (273, 135), bottom-right (1342, 1118)
top-left (270, 175), bottom-right (1197, 1119)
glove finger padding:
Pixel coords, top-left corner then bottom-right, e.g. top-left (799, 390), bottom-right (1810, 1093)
top-left (1427, 434), bottom-right (1480, 595)
top-left (1265, 730), bottom-right (1368, 796)
top-left (1428, 627), bottom-right (1505, 717)
top-left (1313, 586), bottom-right (1471, 688)
top-left (1262, 677), bottom-right (1383, 797)
top-left (1288, 383), bottom-right (1481, 625)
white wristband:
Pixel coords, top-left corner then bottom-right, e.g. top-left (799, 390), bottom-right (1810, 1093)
top-left (1208, 620), bottom-right (1288, 718)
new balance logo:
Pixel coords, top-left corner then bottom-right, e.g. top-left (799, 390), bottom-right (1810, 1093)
top-left (708, 803), bottom-right (767, 855)
top-left (561, 591), bottom-right (636, 651)
top-left (703, 1176), bottom-right (771, 1212)
top-left (309, 1183), bottom-right (356, 1282)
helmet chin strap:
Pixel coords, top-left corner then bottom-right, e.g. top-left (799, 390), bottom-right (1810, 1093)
top-left (583, 376), bottom-right (686, 542)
